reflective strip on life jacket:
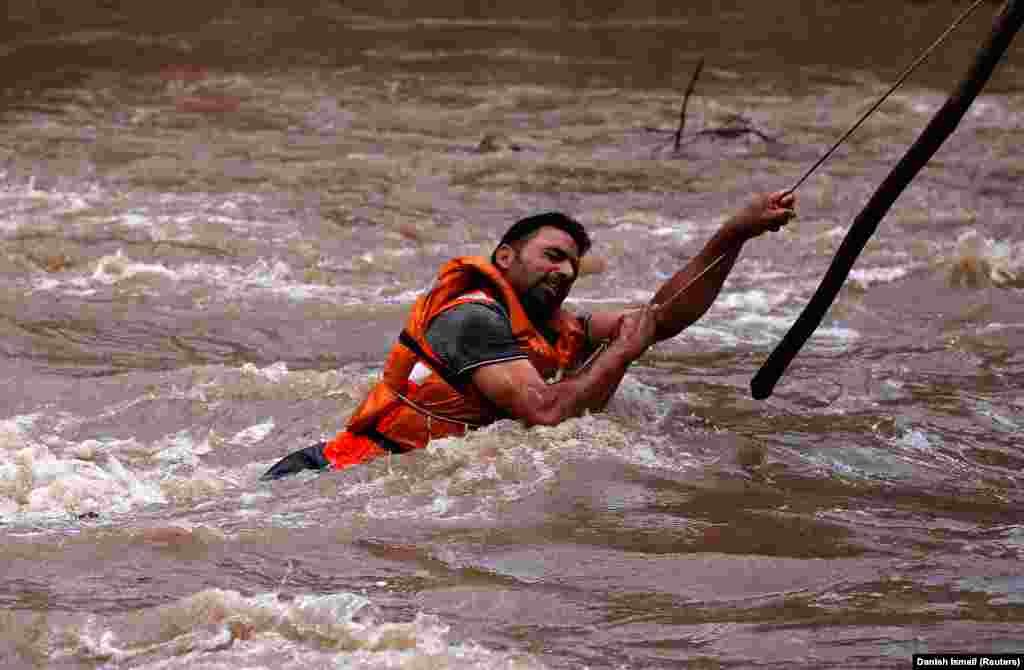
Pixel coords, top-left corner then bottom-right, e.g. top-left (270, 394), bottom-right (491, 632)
top-left (397, 330), bottom-right (468, 395)
top-left (409, 362), bottom-right (431, 385)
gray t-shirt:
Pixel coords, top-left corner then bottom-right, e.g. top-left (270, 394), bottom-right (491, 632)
top-left (425, 301), bottom-right (594, 383)
top-left (424, 302), bottom-right (529, 380)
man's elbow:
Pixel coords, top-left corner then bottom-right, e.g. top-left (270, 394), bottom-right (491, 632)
top-left (525, 412), bottom-right (565, 427)
top-left (518, 396), bottom-right (570, 427)
top-left (655, 312), bottom-right (702, 342)
top-left (520, 407), bottom-right (563, 427)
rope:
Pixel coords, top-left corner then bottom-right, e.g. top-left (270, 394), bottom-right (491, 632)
top-left (784, 0), bottom-right (988, 196)
top-left (653, 4), bottom-right (988, 317)
top-left (652, 250), bottom-right (731, 314)
top-left (388, 385), bottom-right (481, 431)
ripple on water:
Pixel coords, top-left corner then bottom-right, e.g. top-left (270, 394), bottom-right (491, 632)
top-left (18, 587), bottom-right (550, 669)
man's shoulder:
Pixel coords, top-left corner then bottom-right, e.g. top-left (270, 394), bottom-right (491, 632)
top-left (431, 299), bottom-right (511, 335)
top-left (443, 289), bottom-right (510, 315)
top-left (425, 297), bottom-right (526, 377)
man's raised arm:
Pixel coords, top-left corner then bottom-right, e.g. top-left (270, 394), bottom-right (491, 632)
top-left (588, 191), bottom-right (797, 343)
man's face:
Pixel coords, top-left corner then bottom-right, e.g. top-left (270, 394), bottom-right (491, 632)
top-left (497, 226), bottom-right (580, 321)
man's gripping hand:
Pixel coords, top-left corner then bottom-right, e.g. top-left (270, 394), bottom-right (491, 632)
top-left (729, 190), bottom-right (798, 241)
top-left (610, 303), bottom-right (660, 362)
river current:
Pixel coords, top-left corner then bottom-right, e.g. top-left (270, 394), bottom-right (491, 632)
top-left (1, 1), bottom-right (1023, 668)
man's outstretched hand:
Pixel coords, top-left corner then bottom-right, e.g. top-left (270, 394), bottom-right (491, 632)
top-left (610, 303), bottom-right (660, 361)
top-left (730, 190), bottom-right (798, 241)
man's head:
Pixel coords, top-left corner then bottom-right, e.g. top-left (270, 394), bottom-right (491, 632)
top-left (491, 212), bottom-right (591, 323)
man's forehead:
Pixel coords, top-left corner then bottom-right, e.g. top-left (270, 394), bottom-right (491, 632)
top-left (525, 226), bottom-right (580, 256)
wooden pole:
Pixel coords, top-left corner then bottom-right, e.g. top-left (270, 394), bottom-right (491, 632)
top-left (751, 0), bottom-right (1024, 400)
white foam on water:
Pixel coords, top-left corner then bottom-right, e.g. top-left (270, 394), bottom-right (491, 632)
top-left (733, 312), bottom-right (800, 337)
top-left (384, 286), bottom-right (431, 304)
top-left (894, 428), bottom-right (935, 452)
top-left (0, 361), bottom-right (376, 522)
top-left (0, 175), bottom-right (281, 252)
top-left (0, 429), bottom-right (168, 520)
top-left (118, 212), bottom-right (151, 228)
top-left (357, 247), bottom-right (417, 264)
top-left (650, 226), bottom-right (693, 243)
top-left (153, 430), bottom-right (211, 466)
top-left (29, 250), bottom-right (373, 303)
top-left (742, 259), bottom-right (791, 282)
top-left (717, 288), bottom-right (792, 313)
top-left (610, 212), bottom-right (697, 241)
top-left (981, 322), bottom-right (1024, 332)
top-left (205, 361), bottom-right (372, 404)
top-left (942, 230), bottom-right (1024, 288)
top-left (967, 94), bottom-right (1024, 126)
top-left (358, 394), bottom-right (704, 523)
top-left (58, 588), bottom-right (548, 669)
top-left (565, 290), bottom-right (650, 305)
top-left (884, 423), bottom-right (979, 483)
top-left (0, 420), bottom-right (222, 521)
top-left (803, 445), bottom-right (921, 481)
top-left (691, 287), bottom-right (857, 347)
top-left (240, 360), bottom-right (290, 383)
top-left (848, 265), bottom-right (911, 288)
top-left (969, 400), bottom-right (1020, 434)
top-left (674, 324), bottom-right (742, 346)
top-left (228, 419), bottom-right (277, 447)
top-left (817, 224), bottom-right (848, 240)
top-left (90, 250), bottom-right (178, 284)
top-left (605, 375), bottom-right (672, 426)
top-left (575, 284), bottom-right (857, 348)
top-left (813, 325), bottom-right (860, 343)
top-left (956, 576), bottom-right (1024, 606)
top-left (0, 174), bottom-right (100, 212)
top-left (173, 211), bottom-right (276, 232)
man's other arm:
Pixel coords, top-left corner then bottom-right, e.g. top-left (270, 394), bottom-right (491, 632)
top-left (472, 304), bottom-right (658, 426)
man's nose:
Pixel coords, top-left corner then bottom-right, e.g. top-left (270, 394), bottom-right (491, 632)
top-left (553, 260), bottom-right (575, 281)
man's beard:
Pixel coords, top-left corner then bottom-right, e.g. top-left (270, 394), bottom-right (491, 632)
top-left (519, 279), bottom-right (564, 324)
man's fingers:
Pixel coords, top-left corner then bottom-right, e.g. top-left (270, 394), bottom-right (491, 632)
top-left (774, 206), bottom-right (797, 220)
top-left (769, 191), bottom-right (797, 212)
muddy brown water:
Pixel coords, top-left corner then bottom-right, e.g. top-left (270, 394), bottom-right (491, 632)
top-left (1, 1), bottom-right (1022, 668)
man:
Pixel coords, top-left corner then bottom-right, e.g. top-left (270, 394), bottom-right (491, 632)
top-left (261, 191), bottom-right (797, 480)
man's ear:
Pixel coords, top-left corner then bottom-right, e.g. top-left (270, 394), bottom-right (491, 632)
top-left (493, 243), bottom-right (515, 270)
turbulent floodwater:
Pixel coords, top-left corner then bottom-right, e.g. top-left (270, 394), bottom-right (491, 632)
top-left (2, 1), bottom-right (1023, 668)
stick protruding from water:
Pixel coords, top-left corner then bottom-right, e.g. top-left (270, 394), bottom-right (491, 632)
top-left (674, 57), bottom-right (705, 153)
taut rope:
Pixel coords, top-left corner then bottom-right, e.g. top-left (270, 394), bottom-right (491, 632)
top-left (783, 0), bottom-right (988, 196)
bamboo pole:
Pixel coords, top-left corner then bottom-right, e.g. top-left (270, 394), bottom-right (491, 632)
top-left (751, 0), bottom-right (1024, 400)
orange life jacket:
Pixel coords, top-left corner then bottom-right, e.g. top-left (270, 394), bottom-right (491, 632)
top-left (341, 256), bottom-right (588, 454)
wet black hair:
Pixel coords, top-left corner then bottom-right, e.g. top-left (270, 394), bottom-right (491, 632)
top-left (490, 212), bottom-right (591, 265)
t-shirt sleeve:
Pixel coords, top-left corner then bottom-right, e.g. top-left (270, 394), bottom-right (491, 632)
top-left (424, 302), bottom-right (529, 379)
